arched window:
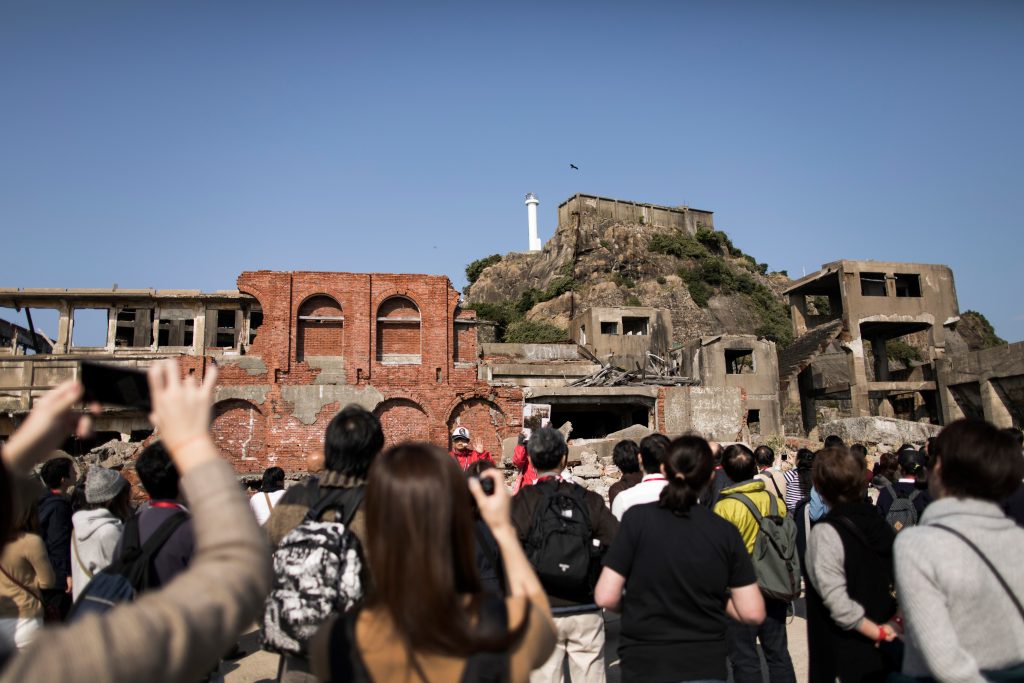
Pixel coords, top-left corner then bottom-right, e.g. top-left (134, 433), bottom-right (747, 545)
top-left (297, 295), bottom-right (343, 361)
top-left (376, 296), bottom-right (421, 364)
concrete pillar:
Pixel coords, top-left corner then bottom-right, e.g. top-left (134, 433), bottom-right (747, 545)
top-left (872, 336), bottom-right (890, 381)
top-left (878, 398), bottom-right (895, 418)
top-left (844, 336), bottom-right (871, 417)
top-left (790, 295), bottom-right (809, 337)
top-left (797, 368), bottom-right (816, 434)
top-left (981, 378), bottom-right (1013, 427)
top-left (54, 303), bottom-right (71, 353)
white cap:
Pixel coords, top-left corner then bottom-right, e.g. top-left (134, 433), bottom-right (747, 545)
top-left (451, 426), bottom-right (471, 441)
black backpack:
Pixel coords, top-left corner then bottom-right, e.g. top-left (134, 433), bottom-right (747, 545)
top-left (69, 511), bottom-right (189, 622)
top-left (882, 484), bottom-right (921, 532)
top-left (524, 481), bottom-right (597, 601)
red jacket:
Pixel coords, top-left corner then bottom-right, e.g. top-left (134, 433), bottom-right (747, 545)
top-left (450, 448), bottom-right (493, 471)
top-left (511, 444), bottom-right (537, 494)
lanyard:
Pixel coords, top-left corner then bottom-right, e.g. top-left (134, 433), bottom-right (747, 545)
top-left (150, 500), bottom-right (186, 511)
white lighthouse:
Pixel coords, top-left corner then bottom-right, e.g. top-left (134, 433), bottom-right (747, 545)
top-left (525, 192), bottom-right (541, 252)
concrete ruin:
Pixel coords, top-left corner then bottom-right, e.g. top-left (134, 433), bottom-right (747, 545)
top-left (780, 259), bottom-right (1023, 433)
top-left (781, 261), bottom-right (960, 433)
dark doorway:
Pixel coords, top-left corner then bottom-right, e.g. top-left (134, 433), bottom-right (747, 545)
top-left (548, 402), bottom-right (649, 440)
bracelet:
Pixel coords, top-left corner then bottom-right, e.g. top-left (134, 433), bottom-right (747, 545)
top-left (876, 625), bottom-right (889, 643)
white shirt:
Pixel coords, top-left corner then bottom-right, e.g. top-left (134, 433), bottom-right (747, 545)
top-left (611, 473), bottom-right (668, 520)
top-left (249, 490), bottom-right (286, 526)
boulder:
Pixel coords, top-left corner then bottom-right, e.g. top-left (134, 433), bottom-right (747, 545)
top-left (819, 417), bottom-right (941, 447)
top-left (572, 463), bottom-right (604, 479)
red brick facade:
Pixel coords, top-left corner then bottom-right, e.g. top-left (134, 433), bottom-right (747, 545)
top-left (208, 271), bottom-right (524, 474)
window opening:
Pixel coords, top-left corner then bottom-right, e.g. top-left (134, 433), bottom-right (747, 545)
top-left (725, 348), bottom-right (755, 374)
top-left (156, 310), bottom-right (195, 347)
top-left (247, 308), bottom-right (263, 345)
top-left (114, 308), bottom-right (154, 348)
top-left (621, 317), bottom-right (649, 336)
top-left (860, 272), bottom-right (888, 297)
top-left (600, 321), bottom-right (619, 336)
top-left (71, 308), bottom-right (109, 348)
top-left (894, 274), bottom-right (921, 298)
top-left (376, 297), bottom-right (421, 364)
top-left (298, 296), bottom-right (344, 361)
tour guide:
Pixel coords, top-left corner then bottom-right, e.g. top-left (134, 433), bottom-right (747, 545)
top-left (449, 427), bottom-right (494, 471)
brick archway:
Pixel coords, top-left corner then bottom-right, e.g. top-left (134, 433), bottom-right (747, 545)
top-left (211, 399), bottom-right (266, 472)
top-left (447, 398), bottom-right (507, 458)
top-left (374, 397), bottom-right (431, 449)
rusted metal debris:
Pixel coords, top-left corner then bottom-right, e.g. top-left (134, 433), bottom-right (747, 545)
top-left (569, 352), bottom-right (698, 388)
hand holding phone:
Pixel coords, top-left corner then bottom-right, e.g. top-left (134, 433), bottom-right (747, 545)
top-left (80, 361), bottom-right (152, 410)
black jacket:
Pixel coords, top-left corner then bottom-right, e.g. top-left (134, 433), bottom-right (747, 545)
top-left (37, 491), bottom-right (72, 584)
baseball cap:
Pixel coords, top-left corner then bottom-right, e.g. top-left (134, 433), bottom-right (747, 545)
top-left (451, 427), bottom-right (471, 441)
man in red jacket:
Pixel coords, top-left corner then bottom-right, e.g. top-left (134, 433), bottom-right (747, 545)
top-left (449, 427), bottom-right (493, 471)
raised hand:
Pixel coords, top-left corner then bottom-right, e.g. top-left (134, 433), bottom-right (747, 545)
top-left (147, 359), bottom-right (220, 474)
top-left (1, 379), bottom-right (96, 474)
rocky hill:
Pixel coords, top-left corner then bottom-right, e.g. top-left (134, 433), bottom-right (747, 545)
top-left (464, 206), bottom-right (794, 347)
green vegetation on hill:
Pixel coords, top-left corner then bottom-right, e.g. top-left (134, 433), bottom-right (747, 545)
top-left (961, 310), bottom-right (1006, 349)
top-left (465, 254), bottom-right (502, 285)
top-left (886, 340), bottom-right (923, 365)
top-left (504, 320), bottom-right (570, 343)
top-left (465, 262), bottom-right (574, 343)
top-left (653, 234), bottom-right (792, 347)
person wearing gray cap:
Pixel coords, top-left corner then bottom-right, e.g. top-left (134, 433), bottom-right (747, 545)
top-left (70, 467), bottom-right (131, 601)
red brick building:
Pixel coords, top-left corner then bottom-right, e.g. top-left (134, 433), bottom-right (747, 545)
top-left (212, 271), bottom-right (524, 472)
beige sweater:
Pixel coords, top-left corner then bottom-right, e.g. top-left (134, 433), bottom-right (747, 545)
top-left (0, 533), bottom-right (56, 619)
top-left (0, 459), bottom-right (272, 683)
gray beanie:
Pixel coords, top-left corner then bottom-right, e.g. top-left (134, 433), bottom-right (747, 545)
top-left (85, 466), bottom-right (128, 504)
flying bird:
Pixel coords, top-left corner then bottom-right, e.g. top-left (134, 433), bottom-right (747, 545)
top-left (569, 163), bottom-right (578, 170)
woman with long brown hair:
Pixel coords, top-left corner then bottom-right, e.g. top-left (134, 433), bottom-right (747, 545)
top-left (310, 442), bottom-right (556, 682)
top-left (0, 478), bottom-right (56, 651)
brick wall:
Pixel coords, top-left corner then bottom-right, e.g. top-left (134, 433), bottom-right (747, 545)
top-left (199, 271), bottom-right (526, 475)
top-left (299, 321), bottom-right (344, 358)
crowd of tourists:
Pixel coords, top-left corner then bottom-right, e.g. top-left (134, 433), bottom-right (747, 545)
top-left (0, 358), bottom-right (1022, 682)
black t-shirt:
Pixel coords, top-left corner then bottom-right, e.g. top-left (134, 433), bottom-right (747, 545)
top-left (603, 502), bottom-right (756, 682)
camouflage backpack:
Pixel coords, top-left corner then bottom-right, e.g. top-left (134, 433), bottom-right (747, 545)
top-left (261, 486), bottom-right (364, 656)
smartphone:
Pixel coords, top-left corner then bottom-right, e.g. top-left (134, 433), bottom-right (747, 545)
top-left (471, 475), bottom-right (495, 496)
top-left (80, 361), bottom-right (151, 410)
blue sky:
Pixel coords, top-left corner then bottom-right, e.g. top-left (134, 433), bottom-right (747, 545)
top-left (2, 0), bottom-right (1022, 342)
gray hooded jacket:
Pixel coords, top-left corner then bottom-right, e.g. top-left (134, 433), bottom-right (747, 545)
top-left (70, 509), bottom-right (124, 601)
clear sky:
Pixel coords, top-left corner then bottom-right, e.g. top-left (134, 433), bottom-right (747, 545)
top-left (2, 0), bottom-right (1022, 342)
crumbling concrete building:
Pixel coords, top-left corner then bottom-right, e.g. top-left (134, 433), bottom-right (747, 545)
top-left (568, 306), bottom-right (672, 370)
top-left (780, 260), bottom-right (960, 433)
top-left (677, 335), bottom-right (783, 438)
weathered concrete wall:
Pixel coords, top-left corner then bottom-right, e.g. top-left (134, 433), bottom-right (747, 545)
top-left (662, 385), bottom-right (744, 441)
top-left (557, 193), bottom-right (713, 234)
top-left (937, 341), bottom-right (1024, 428)
top-left (680, 334), bottom-right (782, 436)
top-left (569, 306), bottom-right (672, 370)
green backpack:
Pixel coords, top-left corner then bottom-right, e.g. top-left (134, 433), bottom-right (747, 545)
top-left (724, 492), bottom-right (801, 602)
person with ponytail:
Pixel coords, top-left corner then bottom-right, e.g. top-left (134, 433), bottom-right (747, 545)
top-left (595, 436), bottom-right (764, 682)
